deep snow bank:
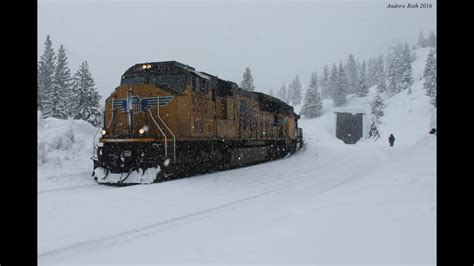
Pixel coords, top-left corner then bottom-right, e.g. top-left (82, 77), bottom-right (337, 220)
top-left (37, 112), bottom-right (99, 191)
top-left (38, 111), bottom-right (98, 166)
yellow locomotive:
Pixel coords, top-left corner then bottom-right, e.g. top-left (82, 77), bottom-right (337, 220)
top-left (92, 61), bottom-right (303, 184)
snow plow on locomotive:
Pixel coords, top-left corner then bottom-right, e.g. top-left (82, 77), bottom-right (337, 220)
top-left (92, 61), bottom-right (303, 184)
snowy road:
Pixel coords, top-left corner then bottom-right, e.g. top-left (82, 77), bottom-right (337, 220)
top-left (38, 130), bottom-right (435, 264)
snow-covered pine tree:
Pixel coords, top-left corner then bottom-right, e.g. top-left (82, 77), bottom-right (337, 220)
top-left (423, 49), bottom-right (437, 107)
top-left (38, 35), bottom-right (56, 112)
top-left (333, 63), bottom-right (348, 107)
top-left (356, 61), bottom-right (369, 97)
top-left (277, 83), bottom-right (287, 103)
top-left (70, 61), bottom-right (102, 126)
top-left (401, 43), bottom-right (414, 93)
top-left (356, 59), bottom-right (361, 85)
top-left (240, 67), bottom-right (255, 91)
top-left (418, 30), bottom-right (426, 48)
top-left (386, 51), bottom-right (397, 94)
top-left (375, 55), bottom-right (386, 93)
top-left (369, 92), bottom-right (385, 139)
top-left (320, 65), bottom-right (330, 99)
top-left (269, 88), bottom-right (274, 97)
top-left (43, 44), bottom-right (71, 119)
top-left (345, 54), bottom-right (358, 94)
top-left (427, 31), bottom-right (436, 47)
top-left (395, 43), bottom-right (405, 92)
top-left (367, 57), bottom-right (376, 87)
top-left (287, 80), bottom-right (294, 104)
top-left (368, 122), bottom-right (380, 140)
top-left (300, 71), bottom-right (323, 118)
top-left (289, 75), bottom-right (302, 105)
top-left (371, 92), bottom-right (384, 123)
top-left (329, 64), bottom-right (338, 99)
top-left (386, 44), bottom-right (404, 95)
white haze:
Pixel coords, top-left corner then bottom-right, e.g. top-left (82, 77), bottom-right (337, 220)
top-left (38, 0), bottom-right (436, 99)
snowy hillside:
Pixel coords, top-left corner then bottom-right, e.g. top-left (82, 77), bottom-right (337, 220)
top-left (298, 47), bottom-right (436, 147)
top-left (38, 47), bottom-right (436, 264)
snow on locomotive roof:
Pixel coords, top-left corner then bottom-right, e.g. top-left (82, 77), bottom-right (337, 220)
top-left (190, 70), bottom-right (210, 80)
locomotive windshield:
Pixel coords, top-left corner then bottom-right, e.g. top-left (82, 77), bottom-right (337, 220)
top-left (121, 75), bottom-right (147, 85)
top-left (153, 74), bottom-right (186, 91)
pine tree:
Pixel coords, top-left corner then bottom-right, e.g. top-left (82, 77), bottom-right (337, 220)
top-left (386, 51), bottom-right (397, 94)
top-left (418, 30), bottom-right (426, 48)
top-left (288, 75), bottom-right (302, 105)
top-left (329, 64), bottom-right (338, 99)
top-left (427, 31), bottom-right (436, 47)
top-left (375, 55), bottom-right (386, 93)
top-left (38, 35), bottom-right (56, 112)
top-left (368, 122), bottom-right (380, 140)
top-left (423, 49), bottom-right (437, 107)
top-left (345, 54), bottom-right (358, 94)
top-left (43, 44), bottom-right (71, 119)
top-left (320, 65), bottom-right (330, 99)
top-left (277, 82), bottom-right (287, 103)
top-left (371, 92), bottom-right (385, 123)
top-left (70, 61), bottom-right (102, 126)
top-left (287, 80), bottom-right (293, 104)
top-left (240, 67), bottom-right (255, 91)
top-left (401, 43), bottom-right (414, 93)
top-left (386, 44), bottom-right (404, 95)
top-left (269, 88), bottom-right (274, 97)
top-left (356, 58), bottom-right (362, 90)
top-left (356, 61), bottom-right (369, 97)
top-left (369, 92), bottom-right (385, 139)
top-left (333, 63), bottom-right (348, 107)
top-left (367, 57), bottom-right (376, 87)
top-left (300, 71), bottom-right (323, 118)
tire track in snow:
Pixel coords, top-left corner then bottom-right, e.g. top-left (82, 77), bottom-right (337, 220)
top-left (38, 177), bottom-right (310, 263)
top-left (39, 171), bottom-right (91, 180)
top-left (38, 184), bottom-right (97, 194)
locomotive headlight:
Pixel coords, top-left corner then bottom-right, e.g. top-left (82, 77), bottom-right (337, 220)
top-left (100, 129), bottom-right (107, 135)
top-left (142, 65), bottom-right (147, 70)
top-left (139, 128), bottom-right (145, 135)
top-left (147, 64), bottom-right (152, 69)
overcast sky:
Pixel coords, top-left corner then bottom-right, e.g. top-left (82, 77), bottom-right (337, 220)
top-left (38, 0), bottom-right (436, 99)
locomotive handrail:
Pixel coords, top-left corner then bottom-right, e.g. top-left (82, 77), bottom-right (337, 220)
top-left (155, 113), bottom-right (176, 162)
top-left (148, 109), bottom-right (168, 159)
top-left (107, 98), bottom-right (114, 129)
top-left (156, 94), bottom-right (176, 162)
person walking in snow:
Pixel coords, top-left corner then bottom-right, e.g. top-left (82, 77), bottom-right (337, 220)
top-left (388, 134), bottom-right (395, 147)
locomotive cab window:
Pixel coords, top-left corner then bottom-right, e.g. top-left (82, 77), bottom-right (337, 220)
top-left (153, 74), bottom-right (185, 91)
top-left (121, 75), bottom-right (147, 86)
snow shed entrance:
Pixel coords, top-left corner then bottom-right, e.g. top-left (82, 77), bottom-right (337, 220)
top-left (335, 112), bottom-right (365, 144)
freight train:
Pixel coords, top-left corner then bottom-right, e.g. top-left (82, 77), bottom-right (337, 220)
top-left (92, 61), bottom-right (303, 184)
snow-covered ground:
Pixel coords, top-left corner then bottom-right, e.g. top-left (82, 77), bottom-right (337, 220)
top-left (38, 47), bottom-right (436, 265)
